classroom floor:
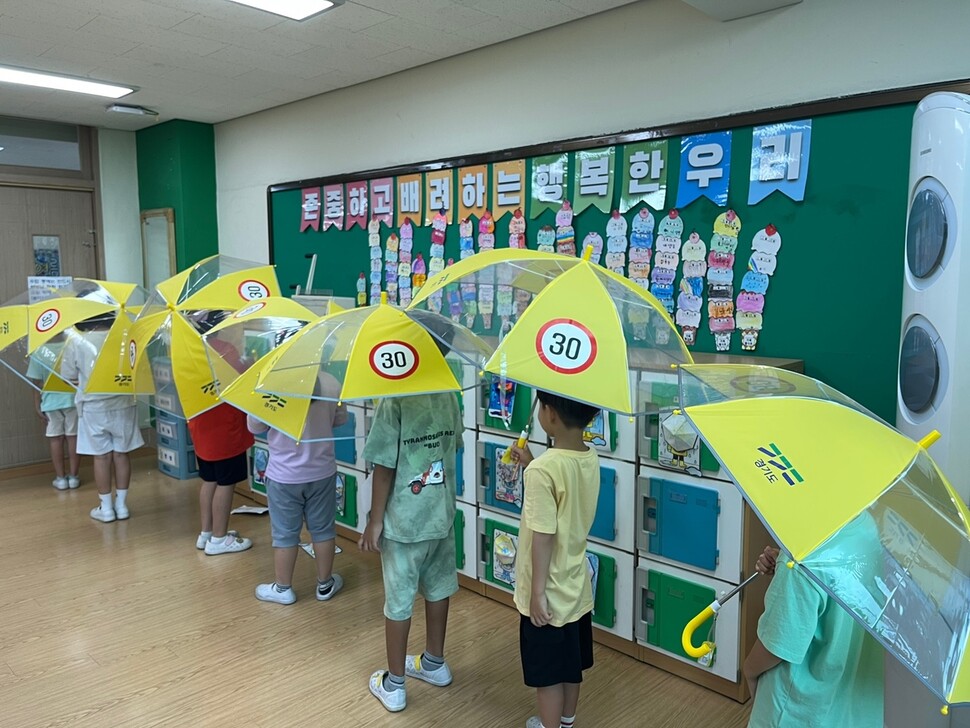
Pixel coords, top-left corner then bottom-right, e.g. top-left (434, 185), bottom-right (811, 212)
top-left (0, 454), bottom-right (753, 728)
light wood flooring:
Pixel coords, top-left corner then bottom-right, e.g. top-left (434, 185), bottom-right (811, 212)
top-left (0, 456), bottom-right (753, 728)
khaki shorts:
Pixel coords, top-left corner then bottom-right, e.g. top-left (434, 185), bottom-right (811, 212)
top-left (45, 408), bottom-right (78, 438)
top-left (77, 406), bottom-right (144, 456)
top-left (381, 529), bottom-right (458, 621)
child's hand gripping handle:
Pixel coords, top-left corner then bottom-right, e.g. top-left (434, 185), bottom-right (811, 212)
top-left (501, 431), bottom-right (529, 464)
top-left (682, 603), bottom-right (717, 658)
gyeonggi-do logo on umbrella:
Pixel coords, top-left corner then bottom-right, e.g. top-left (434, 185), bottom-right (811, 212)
top-left (261, 393), bottom-right (287, 412)
top-left (114, 374), bottom-right (132, 385)
top-left (754, 443), bottom-right (804, 486)
top-left (238, 280), bottom-right (270, 301)
top-left (35, 308), bottom-right (60, 333)
top-left (201, 379), bottom-right (220, 396)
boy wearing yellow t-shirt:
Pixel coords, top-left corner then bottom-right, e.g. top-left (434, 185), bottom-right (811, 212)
top-left (510, 391), bottom-right (600, 728)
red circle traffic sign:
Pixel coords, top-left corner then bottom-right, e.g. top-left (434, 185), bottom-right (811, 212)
top-left (238, 280), bottom-right (270, 301)
top-left (370, 341), bottom-right (419, 380)
top-left (535, 318), bottom-right (597, 374)
top-left (35, 308), bottom-right (60, 333)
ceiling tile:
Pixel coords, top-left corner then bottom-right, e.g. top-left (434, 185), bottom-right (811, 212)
top-left (0, 1), bottom-right (99, 31)
top-left (318, 2), bottom-right (395, 32)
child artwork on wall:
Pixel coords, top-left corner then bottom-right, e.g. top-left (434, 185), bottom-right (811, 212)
top-left (583, 410), bottom-right (608, 448)
top-left (494, 445), bottom-right (524, 508)
top-left (488, 377), bottom-right (516, 425)
top-left (445, 258), bottom-right (462, 323)
top-left (605, 209), bottom-right (628, 275)
top-left (675, 231), bottom-right (707, 346)
top-left (508, 208), bottom-right (527, 248)
top-left (426, 208), bottom-right (447, 311)
top-left (658, 408), bottom-right (702, 476)
top-left (555, 200), bottom-right (576, 256)
top-left (459, 216), bottom-right (475, 260)
top-left (628, 207), bottom-right (654, 290)
top-left (383, 232), bottom-right (399, 305)
top-left (493, 530), bottom-right (518, 588)
top-left (736, 224), bottom-right (780, 351)
top-left (536, 224), bottom-right (556, 252)
top-left (398, 217), bottom-right (414, 307)
top-left (707, 209), bottom-right (742, 352)
top-left (582, 231), bottom-right (604, 265)
top-left (651, 210), bottom-right (683, 344)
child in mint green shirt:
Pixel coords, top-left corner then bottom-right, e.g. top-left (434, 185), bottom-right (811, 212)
top-left (27, 339), bottom-right (81, 490)
top-left (744, 516), bottom-right (884, 728)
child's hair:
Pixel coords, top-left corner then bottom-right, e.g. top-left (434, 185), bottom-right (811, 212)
top-left (536, 390), bottom-right (599, 430)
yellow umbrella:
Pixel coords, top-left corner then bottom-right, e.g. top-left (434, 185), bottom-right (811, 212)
top-left (242, 297), bottom-right (488, 440)
top-left (677, 364), bottom-right (970, 712)
top-left (128, 256), bottom-right (282, 419)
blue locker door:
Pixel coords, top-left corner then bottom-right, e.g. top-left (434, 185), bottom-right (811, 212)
top-left (333, 411), bottom-right (357, 466)
top-left (649, 478), bottom-right (720, 571)
top-left (589, 466), bottom-right (617, 542)
top-left (456, 446), bottom-right (465, 497)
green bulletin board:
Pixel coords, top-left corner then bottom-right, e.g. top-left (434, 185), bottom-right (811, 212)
top-left (269, 104), bottom-right (915, 422)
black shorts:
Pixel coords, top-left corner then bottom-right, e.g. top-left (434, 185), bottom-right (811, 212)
top-left (519, 611), bottom-right (594, 687)
top-left (197, 452), bottom-right (248, 486)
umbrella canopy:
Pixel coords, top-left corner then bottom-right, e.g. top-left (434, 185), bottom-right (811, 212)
top-left (243, 299), bottom-right (488, 440)
top-left (128, 256), bottom-right (281, 419)
top-left (678, 363), bottom-right (970, 709)
top-left (410, 248), bottom-right (692, 415)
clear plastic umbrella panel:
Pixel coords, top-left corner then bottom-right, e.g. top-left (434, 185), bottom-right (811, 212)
top-left (677, 363), bottom-right (970, 711)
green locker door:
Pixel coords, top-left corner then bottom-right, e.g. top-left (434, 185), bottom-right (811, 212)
top-left (335, 471), bottom-right (358, 528)
top-left (481, 376), bottom-right (533, 432)
top-left (454, 509), bottom-right (465, 570)
top-left (586, 549), bottom-right (617, 629)
top-left (483, 518), bottom-right (520, 591)
top-left (645, 570), bottom-right (715, 659)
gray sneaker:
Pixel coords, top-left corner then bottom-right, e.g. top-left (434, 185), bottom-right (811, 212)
top-left (316, 573), bottom-right (344, 601)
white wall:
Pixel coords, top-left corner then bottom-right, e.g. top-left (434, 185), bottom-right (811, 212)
top-left (215, 0), bottom-right (970, 261)
top-left (96, 129), bottom-right (143, 285)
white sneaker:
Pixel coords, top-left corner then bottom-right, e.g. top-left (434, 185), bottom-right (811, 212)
top-left (316, 574), bottom-right (344, 601)
top-left (52, 477), bottom-right (68, 491)
top-left (369, 670), bottom-right (406, 712)
top-left (525, 718), bottom-right (544, 728)
top-left (196, 530), bottom-right (237, 550)
top-left (255, 583), bottom-right (296, 604)
top-left (115, 503), bottom-right (129, 520)
top-left (67, 476), bottom-right (80, 490)
top-left (90, 505), bottom-right (116, 523)
top-left (405, 654), bottom-right (453, 686)
top-left (204, 534), bottom-right (252, 555)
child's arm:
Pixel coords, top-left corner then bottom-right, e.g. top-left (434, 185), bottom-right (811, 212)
top-left (359, 464), bottom-right (394, 552)
top-left (32, 388), bottom-right (45, 421)
top-left (529, 532), bottom-right (555, 627)
top-left (743, 639), bottom-right (782, 699)
top-left (246, 414), bottom-right (269, 435)
top-left (510, 443), bottom-right (534, 468)
top-left (332, 400), bottom-right (348, 428)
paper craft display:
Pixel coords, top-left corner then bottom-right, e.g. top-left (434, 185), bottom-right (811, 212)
top-left (674, 231), bottom-right (707, 345)
top-left (628, 208), bottom-right (654, 289)
top-left (676, 131), bottom-right (732, 209)
top-left (493, 530), bottom-right (518, 587)
top-left (369, 177), bottom-right (394, 226)
top-left (497, 265), bottom-right (515, 335)
top-left (605, 210), bottom-right (628, 275)
top-left (736, 224), bottom-right (781, 350)
top-left (300, 187), bottom-right (320, 232)
top-left (584, 410), bottom-right (608, 448)
top-left (397, 174), bottom-right (422, 227)
top-left (399, 219), bottom-right (415, 306)
top-left (582, 232), bottom-right (604, 265)
top-left (323, 184), bottom-right (344, 230)
top-left (749, 120), bottom-right (812, 205)
top-left (508, 208), bottom-right (527, 248)
top-left (574, 147), bottom-right (615, 214)
top-left (367, 219), bottom-right (383, 305)
top-left (425, 171), bottom-right (452, 225)
top-left (555, 200), bottom-right (576, 257)
top-left (707, 210), bottom-right (741, 352)
top-left (621, 140), bottom-right (668, 212)
top-left (493, 445), bottom-right (524, 508)
top-left (488, 378), bottom-right (516, 425)
top-left (531, 153), bottom-right (567, 218)
top-left (465, 281), bottom-right (482, 327)
top-left (445, 259), bottom-right (462, 322)
top-left (536, 225), bottom-right (556, 252)
top-left (493, 159), bottom-right (525, 220)
top-left (356, 272), bottom-right (367, 307)
top-left (459, 165), bottom-right (487, 220)
top-left (658, 408), bottom-right (703, 476)
top-left (478, 210), bottom-right (496, 252)
top-left (383, 233), bottom-right (399, 304)
top-left (459, 217), bottom-right (475, 261)
top-left (346, 180), bottom-right (368, 229)
top-left (651, 210), bottom-right (683, 316)
top-left (412, 253), bottom-right (427, 291)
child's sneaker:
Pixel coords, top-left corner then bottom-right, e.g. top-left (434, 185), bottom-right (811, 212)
top-left (196, 530), bottom-right (237, 550)
top-left (52, 477), bottom-right (68, 491)
top-left (405, 654), bottom-right (453, 686)
top-left (316, 574), bottom-right (344, 601)
top-left (67, 476), bottom-right (80, 490)
top-left (369, 670), bottom-right (406, 712)
top-left (255, 583), bottom-right (296, 604)
top-left (90, 504), bottom-right (116, 522)
top-left (525, 718), bottom-right (544, 728)
top-left (114, 503), bottom-right (129, 520)
top-left (204, 534), bottom-right (252, 555)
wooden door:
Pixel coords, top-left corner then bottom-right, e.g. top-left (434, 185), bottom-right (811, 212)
top-left (0, 185), bottom-right (98, 468)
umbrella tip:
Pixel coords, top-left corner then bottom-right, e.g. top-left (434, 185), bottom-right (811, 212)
top-left (581, 246), bottom-right (593, 261)
top-left (919, 430), bottom-right (941, 449)
top-left (786, 560), bottom-right (794, 569)
top-left (942, 706), bottom-right (949, 716)
top-left (380, 292), bottom-right (387, 305)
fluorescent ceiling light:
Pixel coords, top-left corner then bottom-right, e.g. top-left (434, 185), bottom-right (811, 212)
top-left (225, 0), bottom-right (335, 21)
top-left (0, 65), bottom-right (133, 99)
top-left (106, 104), bottom-right (158, 117)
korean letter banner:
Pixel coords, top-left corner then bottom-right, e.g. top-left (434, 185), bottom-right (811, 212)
top-left (748, 119), bottom-right (812, 205)
top-left (573, 147), bottom-right (615, 214)
top-left (397, 174), bottom-right (423, 227)
top-left (369, 177), bottom-right (394, 226)
top-left (300, 186), bottom-right (320, 232)
top-left (323, 183), bottom-right (344, 230)
top-left (459, 165), bottom-right (488, 221)
top-left (346, 180), bottom-right (368, 229)
top-left (620, 140), bottom-right (668, 212)
top-left (676, 132), bottom-right (732, 208)
top-left (530, 153), bottom-right (567, 218)
top-left (492, 160), bottom-right (525, 220)
top-left (425, 169), bottom-right (454, 225)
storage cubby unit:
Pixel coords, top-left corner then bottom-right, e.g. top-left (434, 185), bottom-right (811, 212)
top-left (158, 442), bottom-right (198, 480)
top-left (248, 433), bottom-right (269, 497)
top-left (476, 432), bottom-right (546, 517)
top-left (455, 500), bottom-right (478, 580)
top-left (588, 458), bottom-right (636, 551)
top-left (334, 405), bottom-right (367, 471)
top-left (476, 375), bottom-right (544, 444)
top-left (588, 543), bottom-right (635, 641)
top-left (457, 428), bottom-right (477, 505)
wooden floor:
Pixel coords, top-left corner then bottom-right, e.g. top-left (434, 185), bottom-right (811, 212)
top-left (0, 456), bottom-right (753, 728)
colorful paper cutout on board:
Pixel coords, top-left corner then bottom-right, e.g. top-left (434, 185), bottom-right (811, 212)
top-left (605, 210), bottom-right (628, 275)
top-left (492, 160), bottom-right (525, 220)
top-left (650, 210), bottom-right (683, 315)
top-left (676, 132), bottom-right (732, 209)
top-left (530, 153), bottom-right (568, 218)
top-left (458, 165), bottom-right (487, 221)
top-left (369, 177), bottom-right (394, 226)
top-left (494, 446), bottom-right (523, 508)
top-left (555, 200), bottom-right (576, 257)
top-left (323, 184), bottom-right (344, 230)
top-left (300, 187), bottom-right (320, 232)
top-left (749, 120), bottom-right (812, 205)
top-left (657, 408), bottom-right (702, 476)
top-left (620, 140), bottom-right (668, 212)
top-left (736, 223), bottom-right (781, 350)
top-left (425, 170), bottom-right (453, 225)
top-left (508, 208), bottom-right (527, 248)
top-left (492, 530), bottom-right (517, 587)
top-left (397, 174), bottom-right (422, 227)
top-left (345, 180), bottom-right (368, 229)
top-left (573, 147), bottom-right (615, 214)
top-left (706, 209), bottom-right (741, 352)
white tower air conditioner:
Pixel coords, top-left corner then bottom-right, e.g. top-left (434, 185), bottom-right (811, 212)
top-left (897, 91), bottom-right (970, 504)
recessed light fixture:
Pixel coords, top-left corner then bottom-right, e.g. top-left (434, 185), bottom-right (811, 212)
top-left (225, 0), bottom-right (336, 21)
top-left (0, 147), bottom-right (5, 152)
top-left (0, 65), bottom-right (134, 98)
top-left (106, 104), bottom-right (158, 117)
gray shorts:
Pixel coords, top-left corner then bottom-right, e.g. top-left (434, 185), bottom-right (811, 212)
top-left (381, 529), bottom-right (458, 621)
top-left (265, 474), bottom-right (337, 548)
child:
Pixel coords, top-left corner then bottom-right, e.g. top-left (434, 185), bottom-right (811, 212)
top-left (27, 336), bottom-right (80, 490)
top-left (248, 372), bottom-right (347, 604)
top-left (359, 390), bottom-right (463, 713)
top-left (510, 391), bottom-right (601, 728)
top-left (61, 315), bottom-right (144, 522)
top-left (743, 516), bottom-right (884, 727)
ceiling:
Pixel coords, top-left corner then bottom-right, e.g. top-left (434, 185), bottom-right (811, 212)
top-left (0, 0), bottom-right (642, 131)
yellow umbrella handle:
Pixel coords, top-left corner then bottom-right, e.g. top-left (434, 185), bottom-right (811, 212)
top-left (501, 432), bottom-right (528, 464)
top-left (682, 604), bottom-right (716, 658)
top-left (919, 430), bottom-right (941, 449)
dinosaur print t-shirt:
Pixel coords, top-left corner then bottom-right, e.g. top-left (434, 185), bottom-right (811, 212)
top-left (363, 393), bottom-right (463, 543)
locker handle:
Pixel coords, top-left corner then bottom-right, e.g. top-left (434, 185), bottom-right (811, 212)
top-left (643, 495), bottom-right (658, 536)
top-left (641, 588), bottom-right (656, 626)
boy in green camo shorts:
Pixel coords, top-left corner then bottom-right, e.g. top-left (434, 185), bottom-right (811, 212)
top-left (359, 392), bottom-right (463, 714)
